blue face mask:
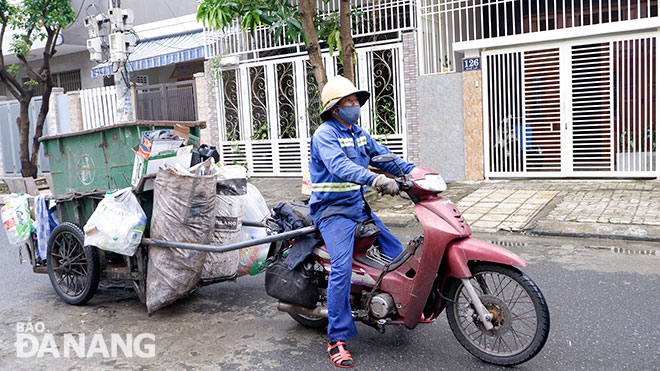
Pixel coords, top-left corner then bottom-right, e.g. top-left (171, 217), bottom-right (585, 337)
top-left (335, 105), bottom-right (361, 125)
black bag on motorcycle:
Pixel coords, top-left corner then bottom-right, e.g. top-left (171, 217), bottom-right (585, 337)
top-left (265, 241), bottom-right (320, 309)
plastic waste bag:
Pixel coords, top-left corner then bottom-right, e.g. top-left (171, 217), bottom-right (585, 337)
top-left (147, 159), bottom-right (217, 314)
top-left (1, 194), bottom-right (32, 245)
top-left (237, 183), bottom-right (271, 275)
top-left (34, 195), bottom-right (52, 260)
top-left (84, 188), bottom-right (147, 256)
top-left (200, 165), bottom-right (247, 284)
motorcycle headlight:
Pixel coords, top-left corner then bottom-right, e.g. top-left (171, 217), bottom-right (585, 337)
top-left (414, 174), bottom-right (447, 192)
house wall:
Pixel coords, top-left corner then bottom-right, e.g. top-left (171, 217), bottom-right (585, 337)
top-left (417, 72), bottom-right (466, 181)
top-left (133, 65), bottom-right (177, 86)
top-left (13, 51), bottom-right (104, 91)
top-left (62, 1), bottom-right (199, 48)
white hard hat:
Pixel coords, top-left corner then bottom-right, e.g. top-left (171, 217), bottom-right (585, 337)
top-left (320, 75), bottom-right (370, 121)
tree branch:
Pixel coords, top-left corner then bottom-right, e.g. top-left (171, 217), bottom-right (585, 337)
top-left (49, 27), bottom-right (60, 57)
top-left (0, 15), bottom-right (8, 68)
top-left (339, 0), bottom-right (355, 84)
top-left (0, 70), bottom-right (25, 99)
top-left (299, 0), bottom-right (327, 91)
top-left (17, 54), bottom-right (43, 82)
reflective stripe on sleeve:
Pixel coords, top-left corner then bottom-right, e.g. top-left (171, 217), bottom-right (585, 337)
top-left (337, 137), bottom-right (353, 147)
top-left (357, 136), bottom-right (367, 146)
top-left (311, 182), bottom-right (361, 192)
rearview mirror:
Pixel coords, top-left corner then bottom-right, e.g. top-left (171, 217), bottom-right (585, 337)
top-left (372, 154), bottom-right (395, 163)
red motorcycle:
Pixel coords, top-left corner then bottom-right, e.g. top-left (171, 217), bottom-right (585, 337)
top-left (275, 154), bottom-right (550, 366)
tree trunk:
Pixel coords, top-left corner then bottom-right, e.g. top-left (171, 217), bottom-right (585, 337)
top-left (299, 0), bottom-right (327, 92)
top-left (18, 99), bottom-right (37, 178)
top-left (339, 0), bottom-right (355, 84)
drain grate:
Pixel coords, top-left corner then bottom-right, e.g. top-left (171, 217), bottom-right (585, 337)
top-left (611, 247), bottom-right (657, 256)
top-left (489, 240), bottom-right (529, 248)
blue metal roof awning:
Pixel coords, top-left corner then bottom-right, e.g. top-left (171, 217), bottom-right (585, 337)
top-left (92, 31), bottom-right (206, 78)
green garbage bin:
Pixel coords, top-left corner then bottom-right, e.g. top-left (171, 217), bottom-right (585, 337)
top-left (40, 121), bottom-right (204, 195)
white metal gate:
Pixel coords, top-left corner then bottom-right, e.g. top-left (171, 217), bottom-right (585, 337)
top-left (216, 43), bottom-right (407, 176)
top-left (0, 97), bottom-right (50, 176)
top-left (483, 32), bottom-right (658, 177)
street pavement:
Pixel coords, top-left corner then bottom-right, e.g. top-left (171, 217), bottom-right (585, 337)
top-left (1, 177), bottom-right (660, 369)
top-left (0, 226), bottom-right (659, 370)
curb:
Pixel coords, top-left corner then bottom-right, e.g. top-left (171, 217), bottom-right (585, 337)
top-left (531, 220), bottom-right (660, 242)
top-left (375, 213), bottom-right (417, 228)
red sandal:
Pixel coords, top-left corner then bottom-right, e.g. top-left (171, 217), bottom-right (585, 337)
top-left (327, 341), bottom-right (354, 368)
top-left (419, 313), bottom-right (435, 323)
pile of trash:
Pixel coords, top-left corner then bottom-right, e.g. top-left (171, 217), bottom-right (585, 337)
top-left (144, 159), bottom-right (270, 314)
top-left (1, 125), bottom-right (274, 315)
top-left (1, 193), bottom-right (56, 262)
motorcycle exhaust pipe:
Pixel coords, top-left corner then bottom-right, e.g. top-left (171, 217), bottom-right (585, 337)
top-left (277, 302), bottom-right (328, 318)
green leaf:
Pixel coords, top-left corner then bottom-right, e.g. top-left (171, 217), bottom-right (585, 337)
top-left (327, 31), bottom-right (335, 56)
top-left (7, 64), bottom-right (19, 76)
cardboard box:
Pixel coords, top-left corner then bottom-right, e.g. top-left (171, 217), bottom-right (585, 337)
top-left (132, 145), bottom-right (193, 191)
top-left (138, 130), bottom-right (185, 159)
top-left (173, 124), bottom-right (190, 142)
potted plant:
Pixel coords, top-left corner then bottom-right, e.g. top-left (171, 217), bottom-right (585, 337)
top-left (442, 55), bottom-right (452, 72)
top-left (616, 129), bottom-right (656, 171)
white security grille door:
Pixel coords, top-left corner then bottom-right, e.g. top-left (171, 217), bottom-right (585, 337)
top-left (524, 48), bottom-right (562, 172)
top-left (217, 44), bottom-right (407, 177)
top-left (484, 52), bottom-right (525, 173)
top-left (484, 33), bottom-right (658, 177)
top-left (613, 37), bottom-right (657, 173)
top-left (570, 43), bottom-right (612, 172)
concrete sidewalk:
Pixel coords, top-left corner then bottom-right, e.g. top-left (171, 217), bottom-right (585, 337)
top-left (250, 177), bottom-right (660, 242)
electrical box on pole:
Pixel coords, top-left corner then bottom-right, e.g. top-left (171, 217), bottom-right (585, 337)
top-left (84, 0), bottom-right (137, 123)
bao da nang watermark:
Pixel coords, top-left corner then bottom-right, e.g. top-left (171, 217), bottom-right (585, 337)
top-left (15, 321), bottom-right (155, 358)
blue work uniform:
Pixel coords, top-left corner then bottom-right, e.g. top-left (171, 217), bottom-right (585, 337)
top-left (309, 117), bottom-right (415, 342)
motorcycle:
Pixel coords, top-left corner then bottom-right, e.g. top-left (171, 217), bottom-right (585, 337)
top-left (274, 154), bottom-right (550, 366)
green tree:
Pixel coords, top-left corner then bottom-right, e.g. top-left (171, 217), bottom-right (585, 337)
top-left (0, 0), bottom-right (75, 178)
top-left (197, 0), bottom-right (357, 92)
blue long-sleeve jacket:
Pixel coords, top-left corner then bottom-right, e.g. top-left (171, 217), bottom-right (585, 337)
top-left (309, 118), bottom-right (415, 223)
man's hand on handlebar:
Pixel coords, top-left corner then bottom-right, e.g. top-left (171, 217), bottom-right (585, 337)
top-left (372, 174), bottom-right (399, 196)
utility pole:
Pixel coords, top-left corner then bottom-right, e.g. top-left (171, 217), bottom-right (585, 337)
top-left (84, 0), bottom-right (136, 123)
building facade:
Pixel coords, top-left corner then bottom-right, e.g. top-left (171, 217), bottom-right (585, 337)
top-left (418, 0), bottom-right (659, 179)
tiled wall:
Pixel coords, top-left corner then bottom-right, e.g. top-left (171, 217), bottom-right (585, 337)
top-left (197, 64), bottom-right (219, 148)
top-left (67, 91), bottom-right (84, 133)
top-left (462, 70), bottom-right (484, 180)
top-left (402, 31), bottom-right (420, 164)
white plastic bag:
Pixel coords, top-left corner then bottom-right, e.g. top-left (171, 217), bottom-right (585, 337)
top-left (237, 183), bottom-right (271, 275)
top-left (1, 194), bottom-right (32, 245)
top-left (84, 188), bottom-right (147, 256)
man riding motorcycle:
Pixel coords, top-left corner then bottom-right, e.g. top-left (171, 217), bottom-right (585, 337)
top-left (309, 75), bottom-right (416, 368)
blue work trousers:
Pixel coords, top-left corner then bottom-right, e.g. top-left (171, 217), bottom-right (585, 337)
top-left (316, 210), bottom-right (403, 342)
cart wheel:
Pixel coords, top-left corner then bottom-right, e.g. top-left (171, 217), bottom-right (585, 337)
top-left (47, 222), bottom-right (100, 305)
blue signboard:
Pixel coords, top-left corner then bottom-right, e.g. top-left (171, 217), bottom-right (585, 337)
top-left (463, 57), bottom-right (481, 71)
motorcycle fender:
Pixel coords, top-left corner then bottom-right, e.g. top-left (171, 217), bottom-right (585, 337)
top-left (445, 238), bottom-right (528, 278)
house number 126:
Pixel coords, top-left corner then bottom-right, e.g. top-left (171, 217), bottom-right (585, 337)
top-left (463, 57), bottom-right (481, 71)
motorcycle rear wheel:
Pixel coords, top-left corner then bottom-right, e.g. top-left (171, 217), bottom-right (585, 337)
top-left (288, 312), bottom-right (328, 329)
top-left (445, 263), bottom-right (550, 366)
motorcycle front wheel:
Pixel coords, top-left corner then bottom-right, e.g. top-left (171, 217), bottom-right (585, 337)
top-left (445, 263), bottom-right (550, 366)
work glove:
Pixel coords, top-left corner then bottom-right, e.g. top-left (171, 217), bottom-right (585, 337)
top-left (372, 174), bottom-right (399, 196)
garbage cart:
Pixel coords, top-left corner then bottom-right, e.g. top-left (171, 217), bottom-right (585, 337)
top-left (33, 120), bottom-right (204, 305)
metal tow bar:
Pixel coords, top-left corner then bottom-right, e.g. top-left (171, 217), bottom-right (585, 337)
top-left (143, 225), bottom-right (318, 253)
